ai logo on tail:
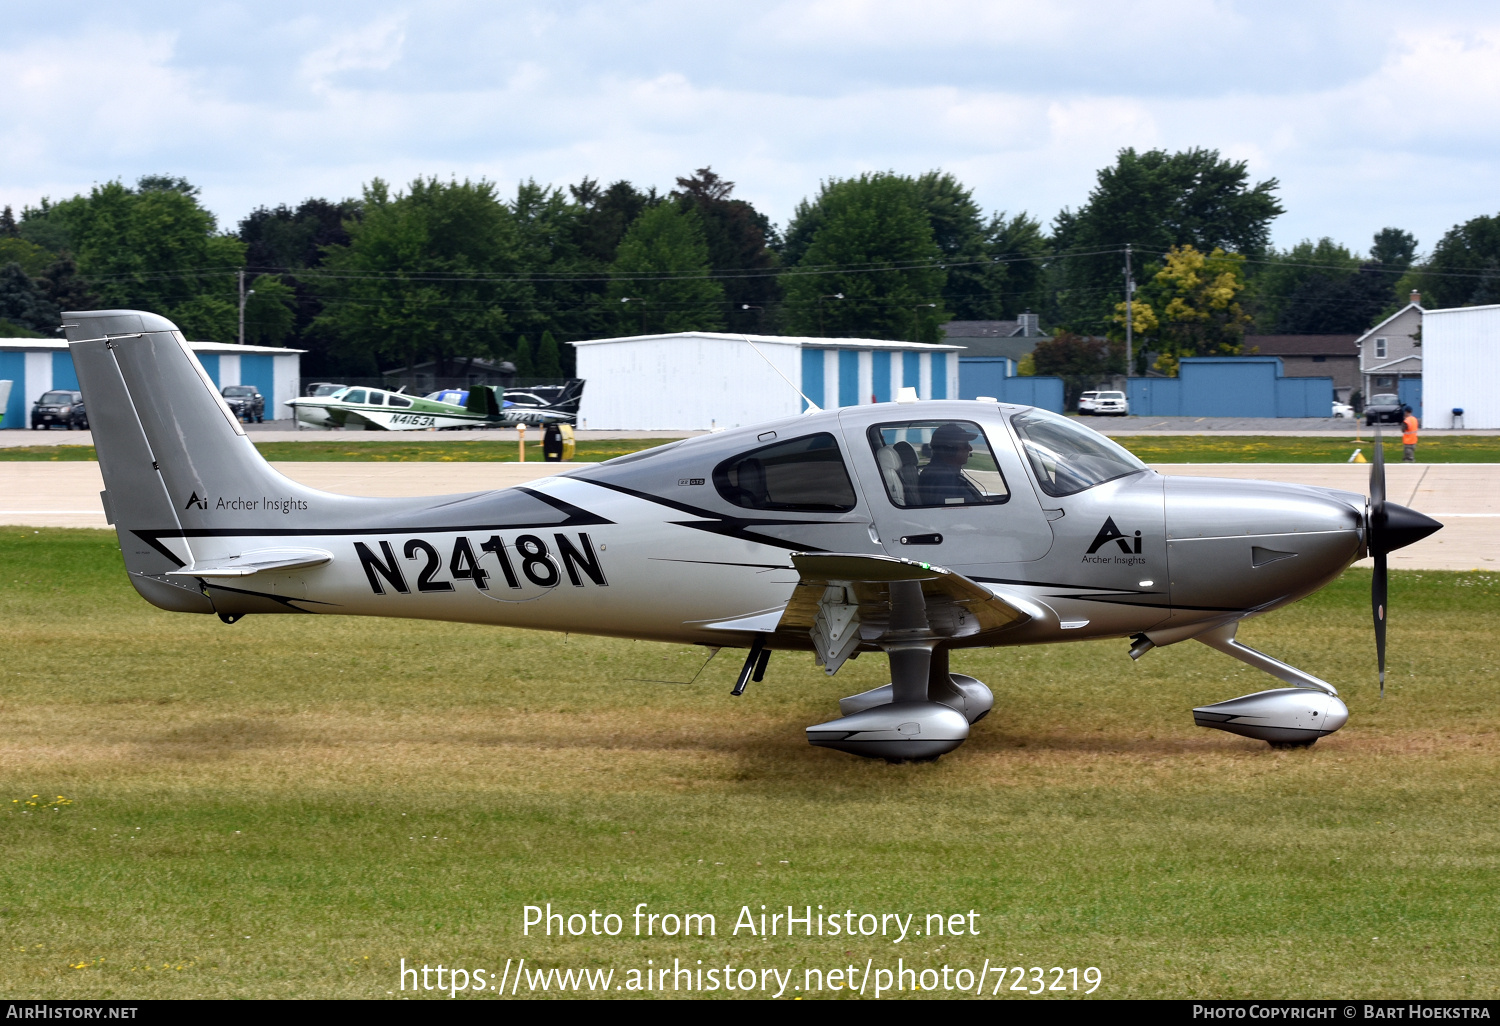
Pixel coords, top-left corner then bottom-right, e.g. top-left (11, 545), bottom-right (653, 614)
top-left (1087, 516), bottom-right (1142, 554)
top-left (183, 492), bottom-right (208, 511)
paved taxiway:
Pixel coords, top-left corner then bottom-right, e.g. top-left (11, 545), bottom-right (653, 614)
top-left (0, 461), bottom-right (1492, 571)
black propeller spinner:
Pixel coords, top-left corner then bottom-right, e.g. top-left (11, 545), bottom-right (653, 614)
top-left (1367, 426), bottom-right (1443, 696)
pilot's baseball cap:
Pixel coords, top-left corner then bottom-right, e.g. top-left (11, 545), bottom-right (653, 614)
top-left (930, 422), bottom-right (979, 447)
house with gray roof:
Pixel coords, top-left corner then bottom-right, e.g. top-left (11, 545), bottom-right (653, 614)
top-left (941, 313), bottom-right (1045, 362)
top-left (1243, 334), bottom-right (1360, 402)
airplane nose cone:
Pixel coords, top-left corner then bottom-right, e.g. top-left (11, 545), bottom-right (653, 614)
top-left (1373, 502), bottom-right (1443, 555)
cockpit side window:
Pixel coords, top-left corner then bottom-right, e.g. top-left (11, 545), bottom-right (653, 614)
top-left (713, 433), bottom-right (858, 512)
top-left (866, 420), bottom-right (1010, 508)
top-left (344, 389), bottom-right (367, 404)
top-left (1010, 408), bottom-right (1147, 497)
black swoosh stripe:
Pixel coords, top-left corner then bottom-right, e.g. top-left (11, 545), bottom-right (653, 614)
top-left (578, 478), bottom-right (843, 551)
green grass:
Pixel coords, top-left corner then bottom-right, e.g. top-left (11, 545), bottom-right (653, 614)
top-left (4, 434), bottom-right (1495, 464)
top-left (2, 528), bottom-right (1498, 999)
top-left (1110, 435), bottom-right (1500, 463)
top-left (0, 438), bottom-right (681, 463)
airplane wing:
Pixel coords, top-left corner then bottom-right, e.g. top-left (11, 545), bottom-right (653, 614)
top-left (774, 552), bottom-right (1033, 672)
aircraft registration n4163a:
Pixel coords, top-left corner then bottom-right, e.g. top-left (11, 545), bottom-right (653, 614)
top-left (66, 310), bottom-right (1442, 761)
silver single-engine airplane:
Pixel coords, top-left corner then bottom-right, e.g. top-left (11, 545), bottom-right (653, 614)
top-left (67, 310), bottom-right (1442, 761)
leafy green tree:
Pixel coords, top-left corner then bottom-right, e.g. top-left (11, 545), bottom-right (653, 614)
top-left (909, 171), bottom-right (996, 321)
top-left (313, 177), bottom-right (528, 376)
top-left (1249, 229), bottom-right (1416, 333)
top-left (238, 197), bottom-right (362, 372)
top-left (535, 330), bottom-right (563, 379)
top-left (243, 274), bottom-right (298, 347)
top-left (27, 176), bottom-right (244, 339)
top-left (672, 168), bottom-right (779, 333)
top-left (1031, 331), bottom-right (1121, 408)
top-left (241, 198), bottom-right (360, 270)
top-left (1050, 148), bottom-right (1283, 332)
top-left (1417, 213), bottom-right (1500, 308)
top-left (35, 254), bottom-right (98, 313)
top-left (508, 180), bottom-right (593, 371)
top-left (0, 206), bottom-right (15, 236)
top-left (783, 174), bottom-right (947, 340)
top-left (1116, 245), bottom-right (1250, 374)
top-left (785, 170), bottom-right (1035, 326)
top-left (605, 203), bottom-right (724, 334)
top-left (0, 236), bottom-right (52, 277)
top-left (17, 198), bottom-right (73, 253)
top-left (985, 211), bottom-right (1049, 319)
top-left (0, 263), bottom-right (60, 334)
top-left (512, 335), bottom-right (535, 378)
top-left (570, 178), bottom-right (659, 266)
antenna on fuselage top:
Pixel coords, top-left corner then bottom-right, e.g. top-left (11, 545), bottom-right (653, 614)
top-left (741, 334), bottom-right (821, 413)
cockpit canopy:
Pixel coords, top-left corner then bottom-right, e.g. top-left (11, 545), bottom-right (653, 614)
top-left (1010, 408), bottom-right (1147, 497)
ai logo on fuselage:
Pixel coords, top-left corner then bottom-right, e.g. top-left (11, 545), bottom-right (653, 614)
top-left (1087, 516), bottom-right (1142, 555)
top-left (183, 492), bottom-right (209, 511)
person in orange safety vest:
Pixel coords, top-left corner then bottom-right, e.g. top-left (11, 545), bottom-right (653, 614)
top-left (1401, 405), bottom-right (1419, 462)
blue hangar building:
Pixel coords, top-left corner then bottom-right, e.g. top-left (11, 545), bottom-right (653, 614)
top-left (0, 337), bottom-right (304, 429)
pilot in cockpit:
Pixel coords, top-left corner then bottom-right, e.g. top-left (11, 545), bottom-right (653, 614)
top-left (918, 422), bottom-right (984, 505)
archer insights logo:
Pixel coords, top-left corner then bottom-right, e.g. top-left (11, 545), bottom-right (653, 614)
top-left (1083, 516), bottom-right (1145, 565)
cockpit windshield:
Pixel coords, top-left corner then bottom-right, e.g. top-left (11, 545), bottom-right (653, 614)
top-left (1009, 408), bottom-right (1147, 497)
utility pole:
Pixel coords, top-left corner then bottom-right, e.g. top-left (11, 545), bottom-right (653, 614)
top-left (237, 270), bottom-right (254, 345)
top-left (911, 303), bottom-right (937, 343)
top-left (1123, 244), bottom-right (1134, 378)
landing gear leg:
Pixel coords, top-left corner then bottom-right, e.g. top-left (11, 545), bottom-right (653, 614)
top-left (805, 581), bottom-right (972, 761)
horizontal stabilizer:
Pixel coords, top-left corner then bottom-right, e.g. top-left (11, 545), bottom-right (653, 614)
top-left (166, 548), bottom-right (333, 579)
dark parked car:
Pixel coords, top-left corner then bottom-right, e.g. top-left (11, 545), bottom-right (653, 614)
top-left (31, 390), bottom-right (88, 430)
top-left (1364, 392), bottom-right (1404, 426)
top-left (221, 384), bottom-right (265, 423)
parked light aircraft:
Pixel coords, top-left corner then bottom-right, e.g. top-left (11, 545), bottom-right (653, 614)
top-left (67, 310), bottom-right (1442, 760)
top-left (286, 380), bottom-right (582, 431)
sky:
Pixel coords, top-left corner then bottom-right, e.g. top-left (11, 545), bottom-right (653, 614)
top-left (3, 0), bottom-right (1499, 256)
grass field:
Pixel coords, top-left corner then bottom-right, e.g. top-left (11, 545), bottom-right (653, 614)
top-left (3, 528), bottom-right (1499, 1000)
top-left (3, 433), bottom-right (1496, 464)
top-left (1110, 435), bottom-right (1500, 464)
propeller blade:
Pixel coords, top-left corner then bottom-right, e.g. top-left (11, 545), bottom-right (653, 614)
top-left (1373, 550), bottom-right (1387, 699)
top-left (1369, 422), bottom-right (1388, 696)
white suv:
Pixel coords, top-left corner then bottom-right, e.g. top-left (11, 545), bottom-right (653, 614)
top-left (1091, 390), bottom-right (1129, 416)
top-left (1077, 391), bottom-right (1100, 413)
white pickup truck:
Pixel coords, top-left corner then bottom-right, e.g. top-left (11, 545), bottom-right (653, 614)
top-left (1089, 390), bottom-right (1129, 416)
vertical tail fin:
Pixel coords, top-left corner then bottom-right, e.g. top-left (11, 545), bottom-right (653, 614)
top-left (63, 309), bottom-right (315, 612)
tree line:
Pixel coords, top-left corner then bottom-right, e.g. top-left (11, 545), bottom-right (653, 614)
top-left (0, 153), bottom-right (1496, 382)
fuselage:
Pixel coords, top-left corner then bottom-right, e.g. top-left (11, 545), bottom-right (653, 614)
top-left (185, 400), bottom-right (1369, 652)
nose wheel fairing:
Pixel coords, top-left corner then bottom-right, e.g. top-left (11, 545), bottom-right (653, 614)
top-left (1193, 688), bottom-right (1349, 747)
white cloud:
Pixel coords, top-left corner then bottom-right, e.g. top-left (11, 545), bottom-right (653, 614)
top-left (0, 1), bottom-right (1496, 252)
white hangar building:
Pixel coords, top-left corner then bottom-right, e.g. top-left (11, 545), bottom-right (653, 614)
top-left (0, 337), bottom-right (303, 429)
top-left (570, 332), bottom-right (963, 431)
top-left (1421, 304), bottom-right (1500, 429)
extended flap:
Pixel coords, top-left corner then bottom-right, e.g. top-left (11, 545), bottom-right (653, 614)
top-left (777, 552), bottom-right (1031, 639)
